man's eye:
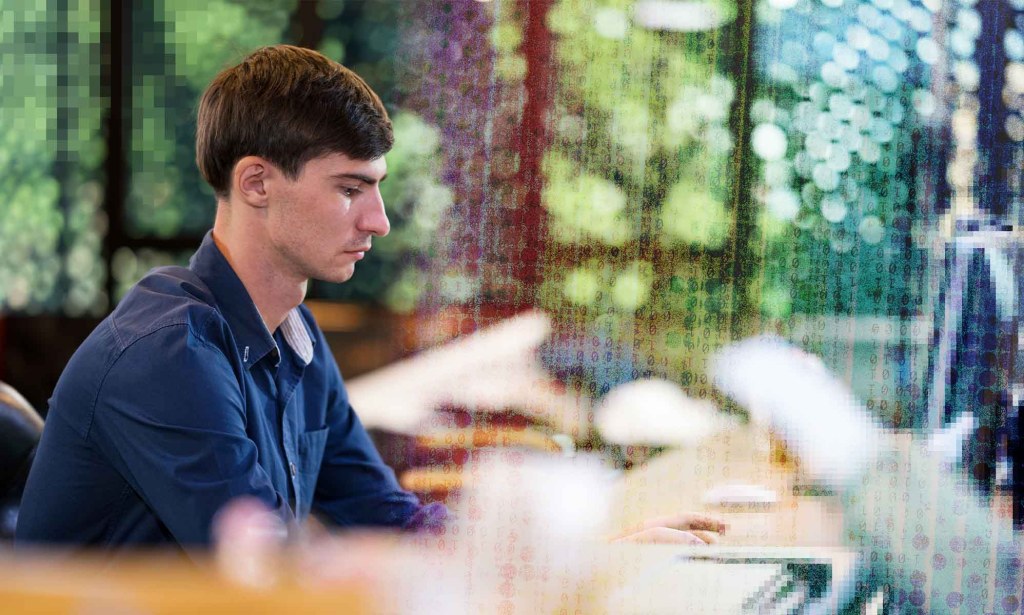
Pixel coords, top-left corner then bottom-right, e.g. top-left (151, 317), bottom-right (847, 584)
top-left (341, 187), bottom-right (359, 198)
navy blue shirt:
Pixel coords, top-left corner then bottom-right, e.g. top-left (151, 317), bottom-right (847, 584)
top-left (16, 232), bottom-right (441, 553)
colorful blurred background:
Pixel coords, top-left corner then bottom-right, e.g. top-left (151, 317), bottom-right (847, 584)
top-left (8, 0), bottom-right (1024, 609)
top-left (1, 0), bottom-right (995, 429)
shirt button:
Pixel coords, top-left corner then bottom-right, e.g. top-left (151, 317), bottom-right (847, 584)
top-left (289, 461), bottom-right (297, 477)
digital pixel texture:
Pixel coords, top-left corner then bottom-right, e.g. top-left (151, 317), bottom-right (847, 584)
top-left (8, 0), bottom-right (1024, 612)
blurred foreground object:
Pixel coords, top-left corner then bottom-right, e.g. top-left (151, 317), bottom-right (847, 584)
top-left (441, 453), bottom-right (614, 613)
top-left (398, 421), bottom-right (568, 498)
top-left (4, 449), bottom-right (852, 614)
top-left (347, 310), bottom-right (591, 439)
top-left (211, 453), bottom-right (727, 612)
top-left (211, 497), bottom-right (288, 589)
top-left (0, 382), bottom-right (43, 541)
top-left (595, 377), bottom-right (736, 448)
top-left (208, 453), bottom-right (617, 613)
top-left (927, 410), bottom-right (976, 469)
top-left (349, 310), bottom-right (590, 502)
top-left (0, 551), bottom-right (373, 614)
top-left (712, 337), bottom-right (879, 488)
top-left (712, 337), bottom-right (1024, 612)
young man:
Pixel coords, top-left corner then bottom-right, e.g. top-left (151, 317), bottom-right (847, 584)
top-left (17, 45), bottom-right (724, 555)
top-left (16, 45), bottom-right (445, 553)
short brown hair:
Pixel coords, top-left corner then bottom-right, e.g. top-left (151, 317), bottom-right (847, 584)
top-left (196, 45), bottom-right (393, 198)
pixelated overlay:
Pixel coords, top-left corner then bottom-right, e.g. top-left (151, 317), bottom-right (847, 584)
top-left (0, 0), bottom-right (106, 315)
top-left (6, 0), bottom-right (1024, 612)
top-left (392, 2), bottom-right (1024, 608)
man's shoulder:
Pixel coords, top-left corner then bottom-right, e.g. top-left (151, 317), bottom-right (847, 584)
top-left (50, 267), bottom-right (237, 438)
top-left (109, 265), bottom-right (227, 350)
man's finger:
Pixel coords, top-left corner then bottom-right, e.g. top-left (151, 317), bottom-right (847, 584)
top-left (611, 528), bottom-right (707, 545)
top-left (641, 513), bottom-right (728, 534)
top-left (687, 529), bottom-right (720, 544)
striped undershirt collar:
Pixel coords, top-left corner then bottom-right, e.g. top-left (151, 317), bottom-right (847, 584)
top-left (277, 308), bottom-right (314, 366)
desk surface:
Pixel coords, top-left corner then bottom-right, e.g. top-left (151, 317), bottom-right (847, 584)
top-left (2, 425), bottom-right (856, 613)
top-left (1, 543), bottom-right (859, 614)
top-left (611, 425), bottom-right (845, 547)
top-left (0, 552), bottom-right (372, 614)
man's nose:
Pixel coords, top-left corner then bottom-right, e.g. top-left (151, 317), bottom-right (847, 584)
top-left (360, 188), bottom-right (390, 237)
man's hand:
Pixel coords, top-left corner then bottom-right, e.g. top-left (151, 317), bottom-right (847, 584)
top-left (610, 512), bottom-right (727, 545)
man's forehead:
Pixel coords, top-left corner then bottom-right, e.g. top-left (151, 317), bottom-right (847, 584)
top-left (313, 153), bottom-right (387, 179)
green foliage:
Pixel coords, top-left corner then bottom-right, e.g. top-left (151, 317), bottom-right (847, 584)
top-left (492, 19), bottom-right (526, 81)
top-left (0, 0), bottom-right (444, 313)
top-left (166, 0), bottom-right (294, 91)
top-left (562, 267), bottom-right (602, 306)
top-left (542, 0), bottom-right (735, 253)
top-left (127, 0), bottom-right (294, 238)
top-left (660, 179), bottom-right (729, 249)
top-left (543, 153), bottom-right (631, 246)
top-left (0, 0), bottom-right (106, 315)
top-left (375, 112), bottom-right (453, 311)
top-left (540, 0), bottom-right (738, 385)
top-left (556, 259), bottom-right (653, 312)
top-left (610, 260), bottom-right (655, 310)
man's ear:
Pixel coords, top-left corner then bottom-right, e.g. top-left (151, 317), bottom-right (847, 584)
top-left (232, 156), bottom-right (272, 208)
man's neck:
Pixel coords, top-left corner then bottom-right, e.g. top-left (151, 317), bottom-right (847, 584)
top-left (211, 216), bottom-right (306, 333)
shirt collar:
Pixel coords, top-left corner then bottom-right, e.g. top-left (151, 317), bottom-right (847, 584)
top-left (190, 231), bottom-right (315, 368)
top-left (280, 308), bottom-right (314, 365)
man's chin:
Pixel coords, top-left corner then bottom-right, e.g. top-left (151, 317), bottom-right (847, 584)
top-left (317, 266), bottom-right (356, 285)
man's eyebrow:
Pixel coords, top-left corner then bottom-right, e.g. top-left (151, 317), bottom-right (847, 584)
top-left (331, 172), bottom-right (388, 185)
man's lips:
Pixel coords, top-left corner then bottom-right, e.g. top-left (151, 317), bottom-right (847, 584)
top-left (345, 246), bottom-right (371, 260)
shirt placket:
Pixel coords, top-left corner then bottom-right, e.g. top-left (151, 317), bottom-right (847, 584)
top-left (274, 347), bottom-right (306, 516)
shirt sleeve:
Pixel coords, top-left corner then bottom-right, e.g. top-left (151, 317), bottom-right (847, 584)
top-left (88, 320), bottom-right (294, 549)
top-left (311, 353), bottom-right (447, 530)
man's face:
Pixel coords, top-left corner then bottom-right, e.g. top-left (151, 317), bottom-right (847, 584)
top-left (266, 153), bottom-right (389, 284)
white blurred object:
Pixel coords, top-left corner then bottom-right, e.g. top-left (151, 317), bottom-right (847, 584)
top-left (634, 1), bottom-right (728, 31)
top-left (489, 455), bottom-right (611, 542)
top-left (926, 411), bottom-right (976, 467)
top-left (443, 453), bottom-right (614, 614)
top-left (701, 483), bottom-right (779, 507)
top-left (712, 338), bottom-right (1024, 612)
top-left (346, 310), bottom-right (592, 438)
top-left (711, 337), bottom-right (880, 489)
top-left (212, 497), bottom-right (288, 589)
top-left (595, 378), bottom-right (734, 447)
